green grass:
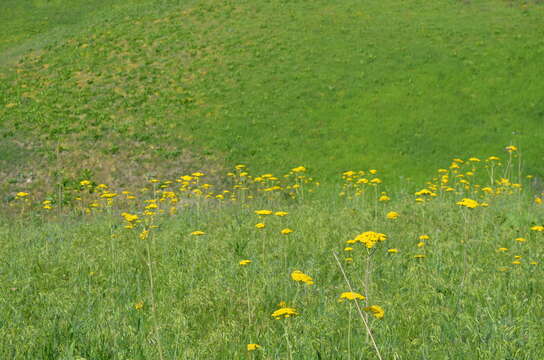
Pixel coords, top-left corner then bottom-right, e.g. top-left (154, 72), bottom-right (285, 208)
top-left (1, 0), bottom-right (544, 197)
top-left (1, 159), bottom-right (543, 359)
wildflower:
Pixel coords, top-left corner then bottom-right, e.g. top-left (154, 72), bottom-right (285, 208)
top-left (255, 223), bottom-right (266, 229)
top-left (255, 210), bottom-right (273, 216)
top-left (414, 254), bottom-right (426, 259)
top-left (530, 225), bottom-right (544, 232)
top-left (247, 344), bottom-right (261, 351)
top-left (417, 242), bottom-right (425, 248)
top-left (239, 259), bottom-right (252, 266)
top-left (134, 301), bottom-right (144, 310)
top-left (515, 237), bottom-right (527, 243)
top-left (291, 270), bottom-right (314, 285)
top-left (456, 198), bottom-right (479, 209)
top-left (468, 157), bottom-right (480, 162)
top-left (280, 228), bottom-right (294, 235)
top-left (364, 305), bottom-right (384, 319)
top-left (120, 213), bottom-right (137, 223)
top-left (535, 198), bottom-right (542, 205)
top-left (272, 307), bottom-right (298, 319)
top-left (192, 172), bottom-right (205, 177)
top-left (419, 235), bottom-right (430, 240)
top-left (275, 211), bottom-right (288, 216)
top-left (339, 292), bottom-right (365, 301)
top-left (345, 257), bottom-right (353, 263)
top-left (235, 164), bottom-right (246, 170)
top-left (386, 211), bottom-right (399, 220)
top-left (530, 261), bottom-right (538, 265)
top-left (292, 166), bottom-right (307, 173)
top-left (498, 267), bottom-right (510, 272)
top-left (512, 260), bottom-right (521, 265)
top-left (379, 195), bottom-right (390, 202)
top-left (387, 248), bottom-right (399, 253)
top-left (80, 180), bottom-right (92, 186)
top-left (139, 230), bottom-right (149, 240)
top-left (354, 231), bottom-right (387, 249)
top-left (505, 145), bottom-right (518, 152)
top-left (370, 178), bottom-right (382, 184)
top-left (344, 247), bottom-right (353, 252)
top-left (415, 189), bottom-right (434, 196)
top-left (190, 230), bottom-right (206, 236)
top-left (16, 192), bottom-right (29, 198)
top-left (497, 247), bottom-right (509, 252)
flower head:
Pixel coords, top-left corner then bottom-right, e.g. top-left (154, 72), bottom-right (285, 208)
top-left (190, 230), bottom-right (206, 236)
top-left (456, 198), bottom-right (479, 209)
top-left (247, 344), bottom-right (261, 351)
top-left (255, 210), bottom-right (273, 216)
top-left (339, 291), bottom-right (365, 301)
top-left (353, 231), bottom-right (387, 249)
top-left (364, 305), bottom-right (384, 319)
top-left (280, 228), bottom-right (294, 235)
top-left (290, 270), bottom-right (314, 285)
top-left (239, 259), bottom-right (252, 266)
top-left (386, 211), bottom-right (399, 220)
top-left (272, 307), bottom-right (298, 319)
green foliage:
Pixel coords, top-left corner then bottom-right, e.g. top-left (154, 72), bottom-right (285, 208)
top-left (1, 0), bottom-right (544, 193)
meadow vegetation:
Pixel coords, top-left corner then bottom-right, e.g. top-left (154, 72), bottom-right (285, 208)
top-left (2, 149), bottom-right (544, 359)
top-left (1, 0), bottom-right (544, 358)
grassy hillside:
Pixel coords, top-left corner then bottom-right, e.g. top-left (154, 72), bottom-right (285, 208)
top-left (1, 0), bottom-right (543, 195)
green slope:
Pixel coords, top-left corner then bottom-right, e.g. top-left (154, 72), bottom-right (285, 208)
top-left (1, 0), bottom-right (543, 193)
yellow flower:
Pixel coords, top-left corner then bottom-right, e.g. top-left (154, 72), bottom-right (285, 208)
top-left (271, 307), bottom-right (298, 319)
top-left (456, 198), bottom-right (479, 209)
top-left (16, 192), bottom-right (29, 198)
top-left (354, 231), bottom-right (387, 249)
top-left (339, 291), bottom-right (365, 301)
top-left (386, 211), bottom-right (399, 219)
top-left (239, 259), bottom-right (252, 266)
top-left (468, 157), bottom-right (480, 162)
top-left (80, 180), bottom-right (92, 186)
top-left (414, 254), bottom-right (426, 259)
top-left (247, 344), bottom-right (261, 351)
top-left (255, 223), bottom-right (266, 229)
top-left (134, 301), bottom-right (144, 310)
top-left (291, 270), bottom-right (314, 285)
top-left (274, 211), bottom-right (288, 216)
top-left (235, 164), bottom-right (246, 170)
top-left (280, 228), bottom-right (294, 235)
top-left (512, 260), bottom-right (521, 265)
top-left (515, 237), bottom-right (527, 243)
top-left (291, 166), bottom-right (307, 173)
top-left (535, 197), bottom-right (542, 205)
top-left (497, 247), bottom-right (509, 252)
top-left (121, 212), bottom-right (139, 223)
top-left (370, 178), bottom-right (382, 184)
top-left (419, 235), bottom-right (430, 240)
top-left (379, 195), bottom-right (390, 202)
top-left (255, 210), bottom-right (273, 215)
top-left (139, 230), bottom-right (150, 240)
top-left (505, 145), bottom-right (518, 152)
top-left (344, 247), bottom-right (353, 252)
top-left (387, 248), bottom-right (399, 253)
top-left (190, 230), bottom-right (206, 236)
top-left (530, 225), bottom-right (544, 232)
top-left (417, 242), bottom-right (425, 248)
top-left (364, 305), bottom-right (384, 319)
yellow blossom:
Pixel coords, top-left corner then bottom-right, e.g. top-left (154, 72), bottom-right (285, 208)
top-left (271, 307), bottom-right (298, 319)
top-left (414, 254), bottom-right (426, 259)
top-left (255, 223), bottom-right (266, 229)
top-left (275, 211), bottom-right (288, 216)
top-left (379, 195), bottom-right (390, 202)
top-left (247, 344), bottom-right (261, 351)
top-left (515, 237), bottom-right (527, 243)
top-left (364, 305), bottom-right (384, 319)
top-left (291, 270), bottom-right (314, 285)
top-left (387, 248), bottom-right (399, 253)
top-left (281, 228), bottom-right (294, 235)
top-left (417, 242), bottom-right (425, 248)
top-left (190, 230), bottom-right (206, 236)
top-left (456, 198), bottom-right (479, 209)
top-left (16, 192), bottom-right (29, 198)
top-left (505, 145), bottom-right (518, 152)
top-left (386, 211), bottom-right (399, 219)
top-left (353, 231), bottom-right (387, 249)
top-left (419, 235), bottom-right (430, 240)
top-left (239, 259), bottom-right (252, 266)
top-left (255, 210), bottom-right (273, 215)
top-left (497, 247), bottom-right (509, 252)
top-left (134, 301), bottom-right (144, 310)
top-left (339, 292), bottom-right (365, 301)
top-left (531, 225), bottom-right (544, 232)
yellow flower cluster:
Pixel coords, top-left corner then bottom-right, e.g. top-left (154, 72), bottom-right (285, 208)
top-left (348, 231), bottom-right (387, 249)
top-left (290, 270), bottom-right (314, 285)
top-left (271, 307), bottom-right (298, 319)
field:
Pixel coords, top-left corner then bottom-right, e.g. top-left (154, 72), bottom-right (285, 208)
top-left (1, 0), bottom-right (544, 359)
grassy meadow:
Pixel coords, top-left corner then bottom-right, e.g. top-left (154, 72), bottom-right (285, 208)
top-left (2, 153), bottom-right (544, 359)
top-left (1, 0), bottom-right (544, 359)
